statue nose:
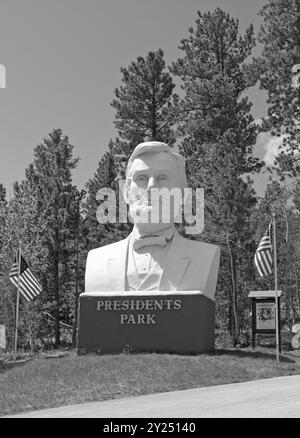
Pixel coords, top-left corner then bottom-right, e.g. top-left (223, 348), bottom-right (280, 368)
top-left (146, 177), bottom-right (156, 190)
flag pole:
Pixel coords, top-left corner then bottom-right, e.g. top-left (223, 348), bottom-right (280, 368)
top-left (14, 241), bottom-right (22, 360)
top-left (272, 213), bottom-right (280, 363)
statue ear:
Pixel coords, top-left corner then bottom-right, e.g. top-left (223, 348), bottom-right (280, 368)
top-left (122, 180), bottom-right (130, 205)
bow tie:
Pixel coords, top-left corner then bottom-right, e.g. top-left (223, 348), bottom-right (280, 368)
top-left (132, 229), bottom-right (175, 250)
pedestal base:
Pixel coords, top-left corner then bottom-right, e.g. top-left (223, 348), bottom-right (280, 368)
top-left (77, 291), bottom-right (215, 355)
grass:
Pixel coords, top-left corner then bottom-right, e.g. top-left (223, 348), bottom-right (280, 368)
top-left (1, 347), bottom-right (300, 416)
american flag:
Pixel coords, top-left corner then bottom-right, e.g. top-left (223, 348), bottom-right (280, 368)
top-left (9, 252), bottom-right (42, 301)
top-left (254, 222), bottom-right (273, 277)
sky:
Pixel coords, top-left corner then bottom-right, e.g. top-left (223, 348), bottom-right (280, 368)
top-left (0, 0), bottom-right (271, 197)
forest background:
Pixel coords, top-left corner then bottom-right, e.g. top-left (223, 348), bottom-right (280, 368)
top-left (1, 0), bottom-right (300, 350)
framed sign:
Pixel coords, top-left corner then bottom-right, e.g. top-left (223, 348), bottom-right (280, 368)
top-left (248, 291), bottom-right (282, 351)
top-left (256, 301), bottom-right (275, 331)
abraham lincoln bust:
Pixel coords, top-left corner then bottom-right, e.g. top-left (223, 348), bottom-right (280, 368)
top-left (85, 141), bottom-right (220, 299)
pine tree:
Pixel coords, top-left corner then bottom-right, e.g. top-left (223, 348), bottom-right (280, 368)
top-left (0, 180), bottom-right (47, 350)
top-left (111, 49), bottom-right (177, 146)
top-left (84, 50), bottom-right (178, 251)
top-left (0, 184), bottom-right (6, 202)
top-left (27, 129), bottom-right (80, 347)
top-left (0, 183), bottom-right (6, 278)
top-left (252, 0), bottom-right (300, 175)
top-left (171, 8), bottom-right (263, 344)
top-left (63, 188), bottom-right (88, 346)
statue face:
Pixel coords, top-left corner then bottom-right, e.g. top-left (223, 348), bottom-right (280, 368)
top-left (130, 152), bottom-right (178, 191)
top-left (126, 152), bottom-right (180, 230)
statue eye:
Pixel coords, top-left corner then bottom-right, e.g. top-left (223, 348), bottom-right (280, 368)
top-left (137, 174), bottom-right (148, 182)
top-left (158, 175), bottom-right (168, 181)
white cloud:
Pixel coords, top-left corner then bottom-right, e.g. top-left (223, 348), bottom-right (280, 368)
top-left (255, 132), bottom-right (285, 165)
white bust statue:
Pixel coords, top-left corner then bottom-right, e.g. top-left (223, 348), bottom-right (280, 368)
top-left (85, 141), bottom-right (220, 301)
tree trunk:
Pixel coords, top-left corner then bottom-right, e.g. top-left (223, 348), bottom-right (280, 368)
top-left (54, 234), bottom-right (60, 347)
top-left (296, 272), bottom-right (300, 317)
top-left (227, 234), bottom-right (239, 345)
top-left (287, 268), bottom-right (292, 323)
top-left (228, 284), bottom-right (234, 336)
top-left (292, 262), bottom-right (300, 317)
top-left (72, 234), bottom-right (79, 347)
top-left (151, 81), bottom-right (157, 139)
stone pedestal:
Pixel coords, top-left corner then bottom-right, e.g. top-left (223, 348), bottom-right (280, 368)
top-left (77, 291), bottom-right (215, 354)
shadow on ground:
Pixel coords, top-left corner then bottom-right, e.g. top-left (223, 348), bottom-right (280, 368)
top-left (0, 356), bottom-right (35, 373)
top-left (210, 348), bottom-right (297, 363)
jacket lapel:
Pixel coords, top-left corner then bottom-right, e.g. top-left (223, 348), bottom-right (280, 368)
top-left (159, 232), bottom-right (190, 291)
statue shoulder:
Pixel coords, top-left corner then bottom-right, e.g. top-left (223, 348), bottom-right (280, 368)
top-left (87, 238), bottom-right (128, 261)
top-left (178, 235), bottom-right (220, 257)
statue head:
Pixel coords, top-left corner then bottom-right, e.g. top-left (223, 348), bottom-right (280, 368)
top-left (122, 141), bottom-right (188, 233)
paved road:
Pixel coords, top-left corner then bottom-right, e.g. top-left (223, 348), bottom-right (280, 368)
top-left (4, 375), bottom-right (300, 418)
